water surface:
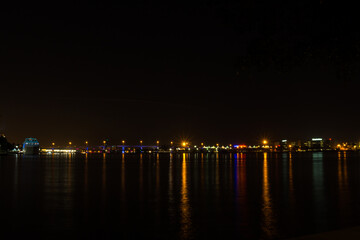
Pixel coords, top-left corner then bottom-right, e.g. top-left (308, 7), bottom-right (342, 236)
top-left (1, 151), bottom-right (360, 239)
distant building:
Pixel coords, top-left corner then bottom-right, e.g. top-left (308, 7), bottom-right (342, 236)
top-left (311, 138), bottom-right (324, 151)
top-left (23, 138), bottom-right (40, 155)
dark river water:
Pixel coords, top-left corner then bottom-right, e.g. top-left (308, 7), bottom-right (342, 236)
top-left (1, 151), bottom-right (360, 239)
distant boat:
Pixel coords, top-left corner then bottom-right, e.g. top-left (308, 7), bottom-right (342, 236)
top-left (23, 138), bottom-right (40, 155)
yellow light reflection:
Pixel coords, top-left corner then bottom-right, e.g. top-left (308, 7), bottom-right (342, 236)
top-left (139, 153), bottom-right (143, 198)
top-left (344, 154), bottom-right (348, 183)
top-left (337, 150), bottom-right (350, 221)
top-left (338, 152), bottom-right (343, 187)
top-left (216, 152), bottom-right (219, 195)
top-left (102, 153), bottom-right (106, 191)
top-left (101, 152), bottom-right (107, 223)
top-left (85, 153), bottom-right (88, 192)
top-left (121, 154), bottom-right (125, 199)
top-left (338, 151), bottom-right (348, 192)
top-left (82, 153), bottom-right (88, 222)
top-left (156, 153), bottom-right (160, 196)
top-left (262, 152), bottom-right (276, 238)
top-left (289, 152), bottom-right (294, 203)
top-left (201, 153), bottom-right (204, 187)
top-left (180, 153), bottom-right (192, 239)
top-left (168, 153), bottom-right (174, 219)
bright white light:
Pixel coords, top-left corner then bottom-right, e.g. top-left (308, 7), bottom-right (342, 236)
top-left (312, 138), bottom-right (323, 141)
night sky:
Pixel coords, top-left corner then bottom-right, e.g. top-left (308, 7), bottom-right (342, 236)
top-left (1, 1), bottom-right (360, 146)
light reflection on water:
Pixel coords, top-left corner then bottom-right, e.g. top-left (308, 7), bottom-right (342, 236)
top-left (180, 153), bottom-right (192, 239)
top-left (312, 152), bottom-right (326, 230)
top-left (101, 153), bottom-right (107, 224)
top-left (1, 152), bottom-right (360, 239)
top-left (338, 151), bottom-right (350, 225)
top-left (139, 153), bottom-right (143, 199)
top-left (262, 152), bottom-right (277, 239)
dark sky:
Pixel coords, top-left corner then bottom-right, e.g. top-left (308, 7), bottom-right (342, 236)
top-left (1, 1), bottom-right (360, 146)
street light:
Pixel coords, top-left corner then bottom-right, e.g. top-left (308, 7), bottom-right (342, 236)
top-left (122, 140), bottom-right (125, 153)
top-left (103, 140), bottom-right (107, 152)
top-left (263, 140), bottom-right (268, 145)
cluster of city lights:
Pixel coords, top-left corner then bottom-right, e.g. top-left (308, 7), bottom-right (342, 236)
top-left (38, 138), bottom-right (360, 154)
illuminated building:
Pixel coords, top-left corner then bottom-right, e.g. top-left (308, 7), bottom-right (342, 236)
top-left (23, 138), bottom-right (40, 155)
top-left (281, 139), bottom-right (288, 150)
top-left (311, 138), bottom-right (324, 151)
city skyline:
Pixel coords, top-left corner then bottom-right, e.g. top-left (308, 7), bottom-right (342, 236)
top-left (5, 134), bottom-right (360, 149)
top-left (2, 2), bottom-right (360, 240)
top-left (2, 1), bottom-right (359, 147)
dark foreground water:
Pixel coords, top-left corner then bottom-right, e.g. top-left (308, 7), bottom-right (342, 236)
top-left (1, 152), bottom-right (360, 239)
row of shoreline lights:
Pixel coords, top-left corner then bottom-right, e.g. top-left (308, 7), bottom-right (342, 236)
top-left (51, 140), bottom-right (270, 148)
top-left (50, 140), bottom-right (209, 147)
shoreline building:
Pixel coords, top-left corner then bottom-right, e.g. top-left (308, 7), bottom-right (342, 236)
top-left (311, 138), bottom-right (324, 151)
top-left (23, 138), bottom-right (40, 155)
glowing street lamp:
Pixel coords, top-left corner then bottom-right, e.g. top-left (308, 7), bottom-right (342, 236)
top-left (103, 140), bottom-right (107, 151)
top-left (263, 140), bottom-right (268, 145)
top-left (156, 140), bottom-right (160, 150)
top-left (182, 142), bottom-right (187, 147)
top-left (122, 140), bottom-right (125, 153)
